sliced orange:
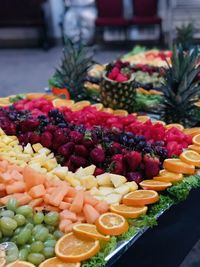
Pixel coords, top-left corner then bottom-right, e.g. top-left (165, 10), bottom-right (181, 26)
top-left (55, 232), bottom-right (100, 262)
top-left (26, 93), bottom-right (45, 100)
top-left (96, 212), bottom-right (128, 236)
top-left (194, 101), bottom-right (200, 107)
top-left (188, 145), bottom-right (200, 153)
top-left (184, 128), bottom-right (200, 137)
top-left (180, 150), bottom-right (200, 167)
top-left (153, 170), bottom-right (183, 183)
top-left (163, 159), bottom-right (195, 174)
top-left (110, 204), bottom-right (147, 218)
top-left (53, 99), bottom-right (75, 108)
top-left (73, 223), bottom-right (110, 241)
top-left (91, 103), bottom-right (103, 111)
top-left (149, 89), bottom-right (163, 95)
top-left (102, 108), bottom-right (114, 114)
top-left (139, 180), bottom-right (172, 191)
top-left (39, 257), bottom-right (80, 267)
top-left (137, 116), bottom-right (150, 123)
top-left (123, 190), bottom-right (159, 206)
top-left (113, 109), bottom-right (128, 116)
top-left (166, 123), bottom-right (184, 131)
top-left (192, 134), bottom-right (200, 146)
top-left (152, 120), bottom-right (166, 126)
top-left (7, 261), bottom-right (35, 267)
top-left (71, 101), bottom-right (91, 112)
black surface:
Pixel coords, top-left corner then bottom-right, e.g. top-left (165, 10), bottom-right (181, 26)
top-left (112, 189), bottom-right (200, 267)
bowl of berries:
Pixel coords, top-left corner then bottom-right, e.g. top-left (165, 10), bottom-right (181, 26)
top-left (100, 60), bottom-right (136, 112)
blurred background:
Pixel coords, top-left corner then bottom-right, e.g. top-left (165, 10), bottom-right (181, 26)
top-left (0, 0), bottom-right (200, 95)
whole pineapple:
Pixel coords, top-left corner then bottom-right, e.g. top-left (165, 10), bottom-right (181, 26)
top-left (52, 38), bottom-right (94, 101)
top-left (160, 45), bottom-right (200, 127)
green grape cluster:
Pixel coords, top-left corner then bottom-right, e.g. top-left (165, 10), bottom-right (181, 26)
top-left (0, 198), bottom-right (64, 266)
top-left (134, 71), bottom-right (164, 87)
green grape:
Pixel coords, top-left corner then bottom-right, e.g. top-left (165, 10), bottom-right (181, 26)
top-left (23, 244), bottom-right (31, 252)
top-left (43, 247), bottom-right (55, 258)
top-left (44, 212), bottom-right (59, 226)
top-left (33, 212), bottom-right (44, 225)
top-left (1, 228), bottom-right (14, 237)
top-left (0, 242), bottom-right (19, 263)
top-left (0, 217), bottom-right (17, 231)
top-left (53, 230), bottom-right (64, 240)
top-left (30, 241), bottom-right (44, 253)
top-left (26, 217), bottom-right (34, 224)
top-left (47, 234), bottom-right (55, 240)
top-left (14, 214), bottom-right (26, 226)
top-left (27, 253), bottom-right (45, 265)
top-left (10, 235), bottom-right (18, 243)
top-left (46, 225), bottom-right (55, 233)
top-left (32, 224), bottom-right (43, 236)
top-left (14, 227), bottom-right (22, 235)
top-left (44, 239), bottom-right (56, 247)
top-left (16, 228), bottom-right (31, 245)
top-left (0, 230), bottom-right (2, 239)
top-left (19, 248), bottom-right (29, 261)
top-left (16, 205), bottom-right (33, 217)
top-left (25, 223), bottom-right (34, 231)
top-left (34, 227), bottom-right (49, 242)
top-left (1, 237), bottom-right (9, 242)
top-left (0, 210), bottom-right (15, 218)
top-left (28, 236), bottom-right (35, 244)
top-left (6, 198), bottom-right (18, 211)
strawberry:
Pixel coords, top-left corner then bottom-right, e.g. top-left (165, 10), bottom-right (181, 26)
top-left (69, 131), bottom-right (83, 144)
top-left (40, 132), bottom-right (53, 148)
top-left (111, 159), bottom-right (124, 175)
top-left (74, 145), bottom-right (88, 157)
top-left (58, 142), bottom-right (75, 158)
top-left (94, 167), bottom-right (105, 176)
top-left (143, 154), bottom-right (160, 179)
top-left (126, 172), bottom-right (143, 184)
top-left (115, 73), bottom-right (128, 82)
top-left (90, 147), bottom-right (105, 164)
top-left (109, 143), bottom-right (122, 154)
top-left (124, 151), bottom-right (142, 171)
top-left (70, 155), bottom-right (87, 167)
top-left (29, 132), bottom-right (41, 144)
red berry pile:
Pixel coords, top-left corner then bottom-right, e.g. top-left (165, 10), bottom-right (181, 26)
top-left (106, 60), bottom-right (132, 82)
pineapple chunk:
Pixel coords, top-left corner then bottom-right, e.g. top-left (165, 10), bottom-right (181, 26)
top-left (75, 167), bottom-right (85, 177)
top-left (82, 165), bottom-right (96, 176)
top-left (42, 159), bottom-right (58, 171)
top-left (2, 136), bottom-right (14, 144)
top-left (64, 171), bottom-right (81, 187)
top-left (125, 181), bottom-right (138, 192)
top-left (29, 162), bottom-right (43, 171)
top-left (99, 186), bottom-right (114, 196)
top-left (90, 187), bottom-right (100, 196)
top-left (32, 143), bottom-right (43, 152)
top-left (109, 174), bottom-right (127, 188)
top-left (94, 195), bottom-right (105, 201)
top-left (53, 166), bottom-right (68, 180)
top-left (0, 128), bottom-right (5, 135)
top-left (47, 153), bottom-right (55, 159)
top-left (23, 143), bottom-right (34, 154)
top-left (79, 175), bottom-right (98, 190)
top-left (114, 184), bottom-right (129, 195)
top-left (96, 173), bottom-right (112, 186)
top-left (38, 148), bottom-right (51, 155)
top-left (104, 193), bottom-right (122, 204)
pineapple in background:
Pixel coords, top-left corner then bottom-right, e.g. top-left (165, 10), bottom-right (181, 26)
top-left (49, 38), bottom-right (94, 101)
top-left (176, 23), bottom-right (196, 51)
top-left (160, 45), bottom-right (200, 127)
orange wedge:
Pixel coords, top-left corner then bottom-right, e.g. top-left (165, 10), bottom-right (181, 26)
top-left (184, 128), bottom-right (200, 137)
top-left (113, 109), bottom-right (128, 116)
top-left (139, 180), bottom-right (172, 191)
top-left (102, 108), bottom-right (114, 114)
top-left (96, 212), bottom-right (129, 236)
top-left (73, 223), bottom-right (110, 241)
top-left (123, 190), bottom-right (159, 206)
top-left (153, 170), bottom-right (183, 183)
top-left (180, 150), bottom-right (200, 167)
top-left (188, 145), bottom-right (200, 153)
top-left (192, 134), bottom-right (200, 146)
top-left (55, 232), bottom-right (100, 263)
top-left (137, 116), bottom-right (150, 123)
top-left (110, 204), bottom-right (147, 218)
top-left (7, 261), bottom-right (35, 267)
top-left (166, 123), bottom-right (184, 131)
top-left (39, 257), bottom-right (80, 267)
top-left (53, 99), bottom-right (75, 108)
top-left (91, 103), bottom-right (103, 111)
top-left (163, 159), bottom-right (195, 174)
top-left (26, 93), bottom-right (45, 100)
top-left (71, 101), bottom-right (91, 112)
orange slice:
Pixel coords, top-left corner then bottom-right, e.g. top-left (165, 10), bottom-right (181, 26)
top-left (184, 128), bottom-right (200, 137)
top-left (152, 120), bottom-right (166, 126)
top-left (55, 232), bottom-right (100, 262)
top-left (192, 134), bottom-right (200, 146)
top-left (71, 101), bottom-right (91, 112)
top-left (73, 223), bottom-right (110, 241)
top-left (123, 190), bottom-right (159, 206)
top-left (26, 93), bottom-right (45, 100)
top-left (163, 159), bottom-right (195, 174)
top-left (7, 261), bottom-right (35, 267)
top-left (110, 204), bottom-right (147, 218)
top-left (113, 109), bottom-right (128, 116)
top-left (39, 257), bottom-right (80, 267)
top-left (91, 103), bottom-right (103, 111)
top-left (194, 101), bottom-right (200, 107)
top-left (153, 170), bottom-right (183, 183)
top-left (96, 212), bottom-right (128, 236)
top-left (137, 116), bottom-right (150, 123)
top-left (53, 99), bottom-right (75, 108)
top-left (139, 180), bottom-right (172, 191)
top-left (166, 123), bottom-right (184, 131)
top-left (102, 108), bottom-right (114, 114)
top-left (188, 145), bottom-right (200, 153)
top-left (180, 150), bottom-right (200, 167)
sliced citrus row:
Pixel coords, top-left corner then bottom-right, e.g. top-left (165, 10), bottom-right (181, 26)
top-left (122, 190), bottom-right (159, 206)
top-left (166, 123), bottom-right (184, 131)
top-left (192, 134), bottom-right (200, 146)
top-left (55, 232), bottom-right (100, 263)
top-left (163, 159), bottom-right (195, 174)
top-left (188, 144), bottom-right (200, 153)
top-left (110, 204), bottom-right (147, 218)
top-left (136, 116), bottom-right (150, 123)
top-left (184, 128), bottom-right (200, 137)
top-left (73, 223), bottom-right (110, 241)
top-left (139, 180), bottom-right (172, 191)
top-left (152, 120), bottom-right (166, 126)
top-left (153, 170), bottom-right (183, 183)
top-left (180, 150), bottom-right (200, 167)
top-left (53, 99), bottom-right (75, 108)
top-left (39, 257), bottom-right (80, 267)
top-left (7, 261), bottom-right (35, 267)
top-left (96, 212), bottom-right (129, 236)
top-left (102, 108), bottom-right (114, 114)
top-left (91, 103), bottom-right (103, 111)
top-left (71, 101), bottom-right (91, 112)
top-left (113, 109), bottom-right (128, 116)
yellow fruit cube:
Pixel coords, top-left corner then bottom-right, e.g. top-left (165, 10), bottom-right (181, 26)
top-left (125, 181), bottom-right (138, 192)
top-left (79, 175), bottom-right (98, 190)
top-left (42, 159), bottom-right (57, 171)
top-left (114, 184), bottom-right (129, 195)
top-left (32, 143), bottom-right (43, 152)
top-left (96, 173), bottom-right (112, 186)
top-left (109, 174), bottom-right (127, 187)
top-left (23, 143), bottom-right (34, 154)
top-left (98, 186), bottom-right (114, 196)
top-left (104, 193), bottom-right (122, 204)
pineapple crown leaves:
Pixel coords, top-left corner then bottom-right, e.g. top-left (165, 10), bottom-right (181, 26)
top-left (176, 23), bottom-right (196, 50)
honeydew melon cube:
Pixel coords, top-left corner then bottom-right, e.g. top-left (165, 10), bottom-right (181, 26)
top-left (82, 165), bottom-right (96, 176)
top-left (47, 153), bottom-right (55, 159)
top-left (94, 195), bottom-right (105, 201)
top-left (109, 174), bottom-right (127, 188)
top-left (75, 167), bottom-right (85, 177)
top-left (79, 175), bottom-right (98, 190)
top-left (125, 181), bottom-right (138, 191)
top-left (104, 193), bottom-right (122, 204)
top-left (23, 143), bottom-right (34, 154)
top-left (53, 166), bottom-right (68, 180)
top-left (98, 186), bottom-right (114, 196)
top-left (64, 171), bottom-right (81, 187)
top-left (90, 187), bottom-right (100, 196)
top-left (96, 173), bottom-right (112, 186)
top-left (114, 184), bottom-right (130, 195)
top-left (38, 148), bottom-right (51, 155)
top-left (42, 158), bottom-right (57, 171)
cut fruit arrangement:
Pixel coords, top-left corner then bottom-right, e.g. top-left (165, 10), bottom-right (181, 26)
top-left (0, 94), bottom-right (200, 266)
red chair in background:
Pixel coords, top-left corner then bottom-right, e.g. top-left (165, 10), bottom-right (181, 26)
top-left (130, 0), bottom-right (163, 43)
top-left (95, 0), bottom-right (129, 41)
